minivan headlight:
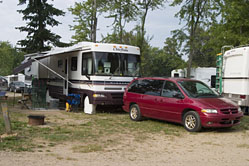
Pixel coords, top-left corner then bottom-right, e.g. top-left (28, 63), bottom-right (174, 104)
top-left (201, 109), bottom-right (218, 114)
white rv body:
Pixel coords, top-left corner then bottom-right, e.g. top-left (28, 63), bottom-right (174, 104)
top-left (171, 67), bottom-right (216, 87)
top-left (222, 46), bottom-right (249, 108)
top-left (25, 42), bottom-right (140, 113)
top-left (4, 73), bottom-right (31, 87)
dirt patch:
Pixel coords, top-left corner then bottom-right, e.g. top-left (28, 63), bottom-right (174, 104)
top-left (1, 109), bottom-right (249, 166)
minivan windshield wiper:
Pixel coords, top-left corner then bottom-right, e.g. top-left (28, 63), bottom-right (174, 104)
top-left (195, 93), bottom-right (220, 98)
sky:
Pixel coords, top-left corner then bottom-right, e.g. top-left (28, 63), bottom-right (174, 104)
top-left (0, 0), bottom-right (182, 49)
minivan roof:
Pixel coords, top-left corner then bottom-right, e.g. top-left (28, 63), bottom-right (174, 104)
top-left (136, 77), bottom-right (198, 82)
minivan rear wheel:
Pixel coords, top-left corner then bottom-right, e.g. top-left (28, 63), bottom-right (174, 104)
top-left (129, 104), bottom-right (142, 121)
top-left (183, 111), bottom-right (202, 132)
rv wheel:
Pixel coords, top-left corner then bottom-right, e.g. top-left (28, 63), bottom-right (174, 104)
top-left (84, 96), bottom-right (96, 114)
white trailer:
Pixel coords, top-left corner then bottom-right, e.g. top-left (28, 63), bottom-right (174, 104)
top-left (4, 73), bottom-right (31, 87)
top-left (219, 46), bottom-right (249, 113)
top-left (18, 42), bottom-right (140, 114)
top-left (171, 67), bottom-right (216, 88)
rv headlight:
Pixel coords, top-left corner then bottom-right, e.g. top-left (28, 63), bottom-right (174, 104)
top-left (93, 94), bottom-right (106, 98)
top-left (201, 109), bottom-right (218, 114)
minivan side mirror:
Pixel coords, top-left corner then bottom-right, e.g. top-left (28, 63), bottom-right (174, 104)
top-left (173, 92), bottom-right (184, 99)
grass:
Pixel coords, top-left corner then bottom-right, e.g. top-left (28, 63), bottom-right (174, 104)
top-left (72, 144), bottom-right (103, 153)
top-left (1, 103), bottom-right (249, 152)
top-left (237, 143), bottom-right (249, 149)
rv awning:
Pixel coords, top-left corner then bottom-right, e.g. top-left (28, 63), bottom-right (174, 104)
top-left (34, 47), bottom-right (83, 60)
top-left (13, 59), bottom-right (33, 74)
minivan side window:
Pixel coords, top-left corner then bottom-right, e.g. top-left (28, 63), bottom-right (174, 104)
top-left (162, 81), bottom-right (182, 98)
top-left (128, 80), bottom-right (141, 93)
top-left (128, 79), bottom-right (164, 96)
top-left (143, 79), bottom-right (164, 96)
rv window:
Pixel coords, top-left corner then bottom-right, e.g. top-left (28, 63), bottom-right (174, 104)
top-left (211, 75), bottom-right (216, 88)
top-left (58, 60), bottom-right (63, 68)
top-left (94, 52), bottom-right (140, 76)
top-left (71, 57), bottom-right (77, 71)
top-left (94, 52), bottom-right (119, 75)
top-left (82, 53), bottom-right (93, 75)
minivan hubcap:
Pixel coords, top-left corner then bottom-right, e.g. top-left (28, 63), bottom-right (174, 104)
top-left (130, 107), bottom-right (138, 119)
top-left (185, 115), bottom-right (196, 129)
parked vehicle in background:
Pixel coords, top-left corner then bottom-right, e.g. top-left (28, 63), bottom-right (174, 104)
top-left (216, 46), bottom-right (249, 114)
top-left (9, 81), bottom-right (25, 93)
top-left (171, 67), bottom-right (216, 88)
top-left (0, 76), bottom-right (8, 91)
top-left (123, 77), bottom-right (243, 132)
top-left (4, 73), bottom-right (32, 89)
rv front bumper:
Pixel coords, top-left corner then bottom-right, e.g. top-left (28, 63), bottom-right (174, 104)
top-left (92, 92), bottom-right (124, 105)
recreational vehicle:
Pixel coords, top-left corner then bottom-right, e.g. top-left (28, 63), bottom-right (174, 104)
top-left (4, 73), bottom-right (31, 87)
top-left (18, 42), bottom-right (141, 114)
top-left (216, 46), bottom-right (249, 114)
top-left (171, 67), bottom-right (216, 88)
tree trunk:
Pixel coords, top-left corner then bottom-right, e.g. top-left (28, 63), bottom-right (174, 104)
top-left (92, 0), bottom-right (97, 42)
top-left (187, 0), bottom-right (196, 78)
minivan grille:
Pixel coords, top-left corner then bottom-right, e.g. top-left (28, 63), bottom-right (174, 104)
top-left (220, 108), bottom-right (238, 114)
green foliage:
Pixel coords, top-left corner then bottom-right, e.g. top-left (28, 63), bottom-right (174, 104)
top-left (205, 0), bottom-right (249, 56)
top-left (142, 45), bottom-right (186, 77)
top-left (16, 0), bottom-right (66, 53)
top-left (0, 41), bottom-right (24, 76)
top-left (104, 0), bottom-right (138, 44)
top-left (69, 0), bottom-right (106, 43)
top-left (136, 0), bottom-right (166, 51)
top-left (171, 0), bottom-right (220, 76)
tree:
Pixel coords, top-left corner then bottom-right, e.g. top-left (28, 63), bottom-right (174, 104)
top-left (142, 46), bottom-right (186, 77)
top-left (136, 0), bottom-right (165, 52)
top-left (205, 0), bottom-right (249, 53)
top-left (0, 41), bottom-right (24, 76)
top-left (105, 0), bottom-right (138, 44)
top-left (69, 0), bottom-right (106, 43)
top-left (16, 0), bottom-right (66, 53)
top-left (171, 0), bottom-right (219, 77)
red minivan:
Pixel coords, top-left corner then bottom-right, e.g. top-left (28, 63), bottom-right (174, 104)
top-left (123, 77), bottom-right (244, 132)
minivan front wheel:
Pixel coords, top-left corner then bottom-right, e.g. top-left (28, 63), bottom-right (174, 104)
top-left (183, 111), bottom-right (202, 132)
top-left (129, 104), bottom-right (142, 121)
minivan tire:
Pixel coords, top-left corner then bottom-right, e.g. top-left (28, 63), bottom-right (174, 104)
top-left (129, 104), bottom-right (142, 121)
top-left (183, 111), bottom-right (202, 132)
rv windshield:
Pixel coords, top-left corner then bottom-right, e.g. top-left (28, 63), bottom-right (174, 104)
top-left (94, 52), bottom-right (140, 77)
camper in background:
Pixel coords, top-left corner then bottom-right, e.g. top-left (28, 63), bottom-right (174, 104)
top-left (217, 46), bottom-right (249, 114)
top-left (171, 67), bottom-right (216, 88)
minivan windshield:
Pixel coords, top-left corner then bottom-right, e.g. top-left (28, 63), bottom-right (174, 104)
top-left (178, 80), bottom-right (220, 98)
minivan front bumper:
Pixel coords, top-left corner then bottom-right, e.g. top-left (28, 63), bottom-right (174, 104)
top-left (200, 112), bottom-right (244, 128)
